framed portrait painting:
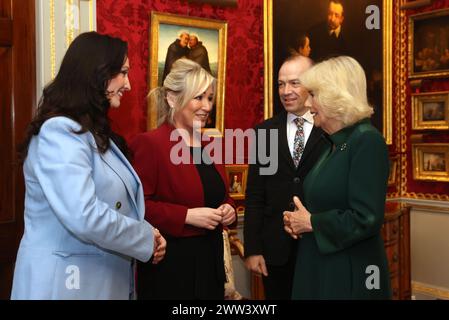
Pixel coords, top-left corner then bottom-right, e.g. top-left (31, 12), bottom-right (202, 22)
top-left (412, 91), bottom-right (449, 130)
top-left (412, 143), bottom-right (449, 182)
top-left (264, 0), bottom-right (393, 144)
top-left (225, 165), bottom-right (248, 200)
top-left (409, 8), bottom-right (449, 79)
top-left (148, 12), bottom-right (227, 136)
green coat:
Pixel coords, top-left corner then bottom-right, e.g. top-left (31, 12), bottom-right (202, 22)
top-left (292, 119), bottom-right (392, 300)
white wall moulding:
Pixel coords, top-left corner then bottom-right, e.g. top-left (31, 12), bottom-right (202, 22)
top-left (36, 0), bottom-right (96, 102)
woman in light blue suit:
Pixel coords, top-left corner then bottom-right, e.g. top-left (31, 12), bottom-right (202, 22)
top-left (11, 32), bottom-right (166, 300)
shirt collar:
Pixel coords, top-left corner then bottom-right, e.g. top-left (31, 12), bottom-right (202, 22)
top-left (287, 111), bottom-right (314, 125)
top-left (329, 25), bottom-right (342, 37)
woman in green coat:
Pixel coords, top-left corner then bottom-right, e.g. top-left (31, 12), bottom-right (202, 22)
top-left (283, 56), bottom-right (391, 299)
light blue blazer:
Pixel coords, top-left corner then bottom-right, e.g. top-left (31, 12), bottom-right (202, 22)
top-left (11, 117), bottom-right (154, 300)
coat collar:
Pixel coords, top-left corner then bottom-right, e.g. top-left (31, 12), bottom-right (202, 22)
top-left (329, 118), bottom-right (371, 148)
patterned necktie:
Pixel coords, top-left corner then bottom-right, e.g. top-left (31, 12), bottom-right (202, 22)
top-left (293, 117), bottom-right (305, 168)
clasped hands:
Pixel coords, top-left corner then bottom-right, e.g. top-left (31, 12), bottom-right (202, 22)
top-left (152, 228), bottom-right (166, 264)
top-left (283, 196), bottom-right (313, 239)
top-left (186, 203), bottom-right (236, 230)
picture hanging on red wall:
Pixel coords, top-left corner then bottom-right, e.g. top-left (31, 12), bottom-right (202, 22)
top-left (412, 143), bottom-right (449, 182)
top-left (148, 11), bottom-right (227, 137)
top-left (409, 8), bottom-right (449, 79)
top-left (225, 164), bottom-right (248, 200)
top-left (412, 91), bottom-right (449, 130)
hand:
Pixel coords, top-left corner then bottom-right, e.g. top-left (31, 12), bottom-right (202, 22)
top-left (283, 196), bottom-right (313, 239)
top-left (218, 203), bottom-right (236, 226)
top-left (185, 207), bottom-right (223, 230)
top-left (152, 228), bottom-right (167, 264)
top-left (283, 213), bottom-right (299, 239)
top-left (244, 255), bottom-right (268, 277)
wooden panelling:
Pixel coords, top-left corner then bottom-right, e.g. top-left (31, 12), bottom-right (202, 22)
top-left (0, 0), bottom-right (35, 299)
top-left (0, 18), bottom-right (12, 45)
top-left (0, 47), bottom-right (13, 224)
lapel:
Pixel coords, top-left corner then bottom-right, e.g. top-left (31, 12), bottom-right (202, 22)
top-left (277, 111), bottom-right (296, 171)
top-left (99, 140), bottom-right (144, 220)
top-left (297, 126), bottom-right (324, 169)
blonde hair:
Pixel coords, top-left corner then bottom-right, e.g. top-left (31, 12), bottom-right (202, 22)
top-left (299, 56), bottom-right (373, 127)
top-left (148, 58), bottom-right (216, 126)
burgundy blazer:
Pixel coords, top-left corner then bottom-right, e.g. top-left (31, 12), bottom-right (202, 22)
top-left (130, 122), bottom-right (234, 237)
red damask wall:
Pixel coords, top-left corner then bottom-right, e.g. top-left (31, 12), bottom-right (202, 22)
top-left (97, 0), bottom-right (264, 142)
top-left (404, 0), bottom-right (449, 198)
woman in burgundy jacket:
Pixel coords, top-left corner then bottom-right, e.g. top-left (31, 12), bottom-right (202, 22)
top-left (130, 58), bottom-right (236, 299)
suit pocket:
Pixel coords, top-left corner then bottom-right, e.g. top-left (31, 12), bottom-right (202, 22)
top-left (52, 251), bottom-right (102, 258)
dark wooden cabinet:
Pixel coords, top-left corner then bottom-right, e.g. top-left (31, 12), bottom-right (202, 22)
top-left (250, 201), bottom-right (412, 300)
top-left (382, 201), bottom-right (411, 300)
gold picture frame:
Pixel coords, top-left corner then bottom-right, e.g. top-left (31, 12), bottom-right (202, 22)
top-left (225, 165), bottom-right (248, 200)
top-left (388, 155), bottom-right (400, 186)
top-left (408, 8), bottom-right (449, 79)
top-left (264, 0), bottom-right (393, 145)
top-left (412, 91), bottom-right (449, 130)
top-left (412, 143), bottom-right (449, 182)
top-left (148, 11), bottom-right (227, 136)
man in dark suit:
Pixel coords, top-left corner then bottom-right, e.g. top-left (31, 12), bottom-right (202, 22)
top-left (308, 0), bottom-right (348, 62)
top-left (244, 55), bottom-right (327, 299)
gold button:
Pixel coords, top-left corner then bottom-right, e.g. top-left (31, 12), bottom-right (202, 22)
top-left (115, 201), bottom-right (122, 209)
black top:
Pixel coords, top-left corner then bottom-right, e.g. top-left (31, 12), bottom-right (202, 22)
top-left (190, 147), bottom-right (225, 208)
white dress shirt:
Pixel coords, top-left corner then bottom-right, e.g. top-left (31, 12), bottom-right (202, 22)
top-left (287, 111), bottom-right (314, 159)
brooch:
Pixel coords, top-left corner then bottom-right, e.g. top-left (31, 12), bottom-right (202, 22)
top-left (340, 143), bottom-right (347, 151)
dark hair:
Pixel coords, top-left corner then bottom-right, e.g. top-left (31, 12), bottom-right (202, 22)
top-left (288, 33), bottom-right (310, 57)
top-left (19, 31), bottom-right (131, 161)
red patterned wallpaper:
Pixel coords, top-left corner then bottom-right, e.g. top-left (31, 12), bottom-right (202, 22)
top-left (405, 0), bottom-right (449, 197)
top-left (97, 0), bottom-right (264, 142)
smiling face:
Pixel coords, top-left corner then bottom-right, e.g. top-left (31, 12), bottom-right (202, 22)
top-left (309, 94), bottom-right (327, 129)
top-left (309, 93), bottom-right (343, 134)
top-left (173, 84), bottom-right (214, 131)
top-left (278, 59), bottom-right (311, 116)
top-left (106, 57), bottom-right (131, 108)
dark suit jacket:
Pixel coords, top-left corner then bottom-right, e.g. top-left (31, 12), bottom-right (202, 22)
top-left (244, 110), bottom-right (328, 266)
top-left (130, 122), bottom-right (234, 237)
top-left (308, 22), bottom-right (348, 62)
